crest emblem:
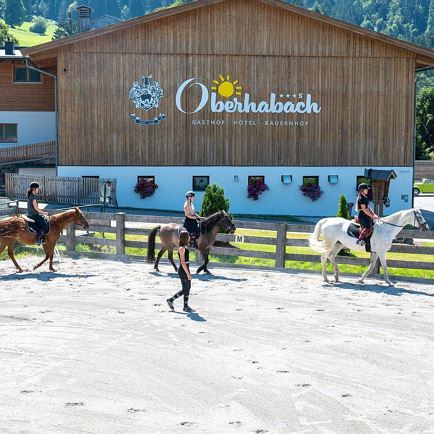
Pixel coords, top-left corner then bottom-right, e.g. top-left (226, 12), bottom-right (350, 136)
top-left (129, 75), bottom-right (166, 125)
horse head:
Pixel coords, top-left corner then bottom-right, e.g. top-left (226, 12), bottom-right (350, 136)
top-left (220, 211), bottom-right (236, 234)
top-left (74, 207), bottom-right (90, 230)
top-left (413, 208), bottom-right (429, 232)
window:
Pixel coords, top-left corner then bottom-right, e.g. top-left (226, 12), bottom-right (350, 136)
top-left (303, 176), bottom-right (319, 186)
top-left (248, 175), bottom-right (265, 185)
top-left (14, 67), bottom-right (41, 83)
top-left (356, 176), bottom-right (371, 191)
top-left (192, 176), bottom-right (210, 192)
top-left (137, 176), bottom-right (155, 183)
top-left (0, 124), bottom-right (17, 143)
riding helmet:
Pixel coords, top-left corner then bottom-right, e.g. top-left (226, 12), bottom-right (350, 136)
top-left (185, 191), bottom-right (195, 197)
top-left (358, 183), bottom-right (369, 192)
top-left (29, 181), bottom-right (40, 190)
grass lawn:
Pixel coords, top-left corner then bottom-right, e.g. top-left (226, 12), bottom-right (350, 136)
top-left (9, 20), bottom-right (57, 47)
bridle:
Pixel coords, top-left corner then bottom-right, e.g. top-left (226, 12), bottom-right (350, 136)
top-left (377, 210), bottom-right (427, 230)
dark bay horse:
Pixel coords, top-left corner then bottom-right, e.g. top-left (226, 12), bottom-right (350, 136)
top-left (0, 208), bottom-right (89, 273)
top-left (146, 210), bottom-right (236, 274)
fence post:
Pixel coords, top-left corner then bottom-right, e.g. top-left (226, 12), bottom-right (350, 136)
top-left (275, 223), bottom-right (288, 268)
top-left (115, 213), bottom-right (126, 257)
top-left (66, 224), bottom-right (76, 254)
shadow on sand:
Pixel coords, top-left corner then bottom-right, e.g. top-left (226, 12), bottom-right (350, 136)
top-left (0, 272), bottom-right (98, 282)
top-left (326, 281), bottom-right (434, 297)
top-left (150, 271), bottom-right (247, 283)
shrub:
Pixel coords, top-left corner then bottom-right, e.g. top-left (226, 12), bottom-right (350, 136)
top-left (247, 178), bottom-right (269, 200)
top-left (299, 183), bottom-right (323, 201)
top-left (336, 194), bottom-right (350, 219)
top-left (200, 184), bottom-right (230, 216)
top-left (29, 16), bottom-right (47, 35)
top-left (134, 178), bottom-right (158, 199)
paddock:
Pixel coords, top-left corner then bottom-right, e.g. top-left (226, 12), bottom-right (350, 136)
top-left (1, 257), bottom-right (433, 433)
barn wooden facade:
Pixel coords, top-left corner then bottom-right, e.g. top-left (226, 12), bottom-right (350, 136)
top-left (24, 0), bottom-right (434, 215)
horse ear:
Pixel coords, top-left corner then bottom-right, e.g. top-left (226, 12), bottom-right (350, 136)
top-left (74, 207), bottom-right (80, 213)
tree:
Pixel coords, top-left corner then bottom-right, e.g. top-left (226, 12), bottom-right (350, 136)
top-left (425, 0), bottom-right (434, 47)
top-left (0, 18), bottom-right (18, 43)
top-left (200, 184), bottom-right (230, 217)
top-left (4, 0), bottom-right (25, 27)
top-left (416, 86), bottom-right (434, 160)
top-left (30, 16), bottom-right (47, 34)
top-left (336, 194), bottom-right (350, 219)
top-left (52, 11), bottom-right (77, 40)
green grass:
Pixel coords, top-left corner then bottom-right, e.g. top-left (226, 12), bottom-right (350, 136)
top-left (10, 20), bottom-right (57, 47)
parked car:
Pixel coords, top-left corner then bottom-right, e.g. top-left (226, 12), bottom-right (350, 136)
top-left (413, 178), bottom-right (434, 196)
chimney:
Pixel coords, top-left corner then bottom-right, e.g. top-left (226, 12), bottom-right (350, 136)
top-left (5, 41), bottom-right (15, 55)
top-left (76, 5), bottom-right (93, 32)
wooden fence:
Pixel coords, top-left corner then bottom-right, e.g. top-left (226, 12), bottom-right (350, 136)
top-left (5, 173), bottom-right (118, 206)
top-left (415, 160), bottom-right (434, 180)
top-left (2, 206), bottom-right (433, 276)
top-left (0, 141), bottom-right (55, 165)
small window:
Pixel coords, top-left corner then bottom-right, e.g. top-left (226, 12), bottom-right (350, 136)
top-left (0, 124), bottom-right (17, 143)
top-left (248, 176), bottom-right (265, 185)
top-left (303, 176), bottom-right (319, 186)
top-left (14, 67), bottom-right (41, 83)
top-left (193, 176), bottom-right (210, 192)
top-left (356, 176), bottom-right (371, 191)
top-left (137, 176), bottom-right (155, 183)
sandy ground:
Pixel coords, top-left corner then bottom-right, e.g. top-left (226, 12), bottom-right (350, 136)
top-left (0, 256), bottom-right (433, 434)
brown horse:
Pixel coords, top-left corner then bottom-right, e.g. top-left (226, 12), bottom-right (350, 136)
top-left (146, 210), bottom-right (236, 274)
top-left (0, 208), bottom-right (89, 273)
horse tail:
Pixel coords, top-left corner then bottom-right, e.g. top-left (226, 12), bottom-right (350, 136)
top-left (146, 225), bottom-right (161, 263)
top-left (308, 219), bottom-right (334, 253)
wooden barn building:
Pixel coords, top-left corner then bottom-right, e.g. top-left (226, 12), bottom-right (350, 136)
top-left (23, 0), bottom-right (434, 216)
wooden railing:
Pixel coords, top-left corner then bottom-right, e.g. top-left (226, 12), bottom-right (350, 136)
top-left (0, 141), bottom-right (55, 165)
top-left (5, 174), bottom-right (117, 206)
top-left (415, 160), bottom-right (434, 180)
top-left (2, 207), bottom-right (432, 277)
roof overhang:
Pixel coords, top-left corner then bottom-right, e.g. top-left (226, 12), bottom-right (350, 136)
top-left (22, 0), bottom-right (434, 68)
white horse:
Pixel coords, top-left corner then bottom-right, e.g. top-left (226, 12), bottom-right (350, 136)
top-left (309, 208), bottom-right (429, 286)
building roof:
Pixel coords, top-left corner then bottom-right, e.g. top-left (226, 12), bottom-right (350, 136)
top-left (364, 169), bottom-right (398, 182)
top-left (23, 0), bottom-right (434, 67)
top-left (0, 48), bottom-right (24, 60)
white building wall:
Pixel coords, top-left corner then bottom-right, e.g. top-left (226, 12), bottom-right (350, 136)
top-left (58, 166), bottom-right (413, 217)
top-left (18, 167), bottom-right (57, 177)
top-left (0, 112), bottom-right (55, 146)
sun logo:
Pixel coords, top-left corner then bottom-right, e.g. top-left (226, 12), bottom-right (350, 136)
top-left (211, 74), bottom-right (243, 98)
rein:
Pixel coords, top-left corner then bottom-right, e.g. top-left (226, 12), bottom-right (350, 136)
top-left (378, 211), bottom-right (420, 229)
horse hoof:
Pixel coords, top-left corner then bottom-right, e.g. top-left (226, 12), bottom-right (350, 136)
top-left (17, 269), bottom-right (23, 273)
top-left (205, 270), bottom-right (212, 275)
top-left (357, 279), bottom-right (364, 284)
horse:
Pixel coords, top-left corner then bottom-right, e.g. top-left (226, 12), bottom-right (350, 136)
top-left (146, 210), bottom-right (236, 274)
top-left (0, 208), bottom-right (90, 273)
top-left (308, 208), bottom-right (429, 286)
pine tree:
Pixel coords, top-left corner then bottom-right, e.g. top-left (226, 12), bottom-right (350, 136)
top-left (52, 10), bottom-right (77, 39)
top-left (200, 184), bottom-right (230, 217)
top-left (425, 0), bottom-right (434, 47)
top-left (336, 194), bottom-right (350, 219)
top-left (4, 0), bottom-right (25, 27)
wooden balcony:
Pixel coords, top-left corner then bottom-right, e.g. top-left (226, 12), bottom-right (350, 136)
top-left (0, 141), bottom-right (55, 166)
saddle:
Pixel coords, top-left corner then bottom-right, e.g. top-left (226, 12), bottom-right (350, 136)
top-left (22, 215), bottom-right (50, 235)
top-left (347, 221), bottom-right (372, 252)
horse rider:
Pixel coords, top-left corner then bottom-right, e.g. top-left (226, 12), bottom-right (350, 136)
top-left (356, 183), bottom-right (378, 246)
top-left (183, 191), bottom-right (201, 247)
top-left (27, 181), bottom-right (49, 244)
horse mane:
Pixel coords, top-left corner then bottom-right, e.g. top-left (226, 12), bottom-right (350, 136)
top-left (49, 209), bottom-right (76, 226)
top-left (200, 211), bottom-right (225, 234)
